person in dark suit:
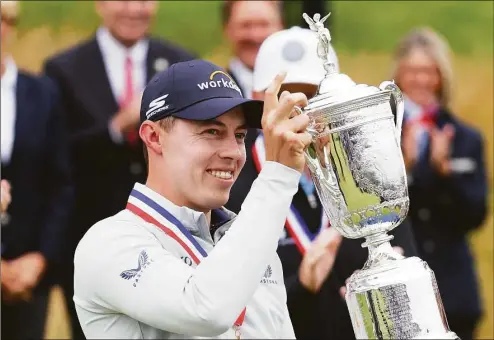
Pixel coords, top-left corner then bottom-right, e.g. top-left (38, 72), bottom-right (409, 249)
top-left (1, 2), bottom-right (74, 338)
top-left (42, 1), bottom-right (195, 338)
top-left (392, 27), bottom-right (488, 340)
top-left (221, 0), bottom-right (284, 98)
top-left (225, 26), bottom-right (419, 340)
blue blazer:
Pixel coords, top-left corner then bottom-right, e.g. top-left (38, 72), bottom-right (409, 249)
top-left (1, 70), bottom-right (74, 292)
top-left (405, 107), bottom-right (488, 318)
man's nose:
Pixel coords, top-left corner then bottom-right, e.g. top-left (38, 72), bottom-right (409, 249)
top-left (218, 137), bottom-right (244, 160)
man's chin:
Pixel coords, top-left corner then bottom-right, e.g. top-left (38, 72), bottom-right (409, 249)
top-left (203, 191), bottom-right (230, 210)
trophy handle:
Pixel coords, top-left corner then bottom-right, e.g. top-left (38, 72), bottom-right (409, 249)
top-left (379, 81), bottom-right (404, 145)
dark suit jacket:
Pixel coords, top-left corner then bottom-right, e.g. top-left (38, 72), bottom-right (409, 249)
top-left (42, 34), bottom-right (195, 255)
top-left (405, 107), bottom-right (488, 318)
top-left (225, 128), bottom-right (419, 340)
top-left (1, 71), bottom-right (74, 292)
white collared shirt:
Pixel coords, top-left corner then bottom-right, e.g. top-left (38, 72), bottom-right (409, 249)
top-left (96, 26), bottom-right (149, 103)
top-left (1, 56), bottom-right (18, 165)
top-left (228, 58), bottom-right (253, 99)
top-left (73, 162), bottom-right (299, 339)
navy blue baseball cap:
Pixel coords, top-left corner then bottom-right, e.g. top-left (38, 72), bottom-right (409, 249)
top-left (140, 59), bottom-right (263, 128)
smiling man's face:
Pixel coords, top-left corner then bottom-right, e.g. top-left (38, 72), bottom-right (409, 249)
top-left (158, 108), bottom-right (247, 211)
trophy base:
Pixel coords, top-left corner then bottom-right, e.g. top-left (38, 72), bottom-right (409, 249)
top-left (345, 237), bottom-right (459, 339)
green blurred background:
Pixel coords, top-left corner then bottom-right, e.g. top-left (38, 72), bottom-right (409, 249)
top-left (8, 1), bottom-right (493, 339)
top-left (16, 1), bottom-right (493, 57)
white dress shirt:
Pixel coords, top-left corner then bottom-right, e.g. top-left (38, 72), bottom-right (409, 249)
top-left (1, 56), bottom-right (18, 165)
top-left (96, 27), bottom-right (149, 144)
top-left (228, 58), bottom-right (253, 99)
top-left (96, 26), bottom-right (149, 103)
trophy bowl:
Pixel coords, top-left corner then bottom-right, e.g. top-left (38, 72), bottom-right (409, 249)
top-left (303, 77), bottom-right (409, 242)
top-left (299, 12), bottom-right (460, 339)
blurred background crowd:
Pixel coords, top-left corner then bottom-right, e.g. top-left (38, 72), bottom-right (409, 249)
top-left (0, 1), bottom-right (492, 339)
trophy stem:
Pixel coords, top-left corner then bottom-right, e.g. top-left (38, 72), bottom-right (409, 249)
top-left (361, 232), bottom-right (394, 249)
top-left (361, 232), bottom-right (403, 271)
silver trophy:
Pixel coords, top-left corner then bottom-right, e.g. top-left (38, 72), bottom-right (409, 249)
top-left (299, 13), bottom-right (459, 339)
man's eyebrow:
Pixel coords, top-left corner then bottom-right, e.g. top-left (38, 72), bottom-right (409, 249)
top-left (197, 119), bottom-right (248, 130)
top-left (196, 119), bottom-right (225, 128)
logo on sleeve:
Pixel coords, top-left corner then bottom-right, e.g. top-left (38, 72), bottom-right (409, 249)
top-left (120, 250), bottom-right (154, 287)
top-left (260, 264), bottom-right (278, 285)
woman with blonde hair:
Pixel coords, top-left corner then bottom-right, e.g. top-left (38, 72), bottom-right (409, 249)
top-left (391, 27), bottom-right (488, 340)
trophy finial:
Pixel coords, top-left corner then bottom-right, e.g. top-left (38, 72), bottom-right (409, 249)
top-left (302, 12), bottom-right (335, 74)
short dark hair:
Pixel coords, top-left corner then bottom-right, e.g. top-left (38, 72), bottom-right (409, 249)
top-left (221, 0), bottom-right (284, 27)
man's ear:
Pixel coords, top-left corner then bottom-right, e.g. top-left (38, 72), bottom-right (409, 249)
top-left (139, 121), bottom-right (163, 157)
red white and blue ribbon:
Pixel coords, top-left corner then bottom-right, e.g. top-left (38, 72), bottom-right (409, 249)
top-left (252, 133), bottom-right (330, 255)
top-left (126, 187), bottom-right (246, 328)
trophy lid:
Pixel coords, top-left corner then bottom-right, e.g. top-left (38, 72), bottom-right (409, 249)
top-left (302, 13), bottom-right (383, 111)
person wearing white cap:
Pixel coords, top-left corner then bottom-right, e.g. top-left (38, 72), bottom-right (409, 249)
top-left (250, 26), bottom-right (339, 95)
top-left (225, 26), bottom-right (419, 339)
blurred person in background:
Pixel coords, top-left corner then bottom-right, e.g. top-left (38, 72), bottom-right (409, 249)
top-left (225, 27), bottom-right (418, 339)
top-left (221, 0), bottom-right (284, 98)
top-left (392, 27), bottom-right (488, 340)
top-left (43, 1), bottom-right (195, 338)
top-left (1, 1), bottom-right (74, 339)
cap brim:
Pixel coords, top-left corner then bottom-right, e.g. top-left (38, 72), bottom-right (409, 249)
top-left (253, 72), bottom-right (323, 92)
top-left (173, 97), bottom-right (263, 129)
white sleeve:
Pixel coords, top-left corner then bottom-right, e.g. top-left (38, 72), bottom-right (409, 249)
top-left (279, 306), bottom-right (296, 339)
top-left (75, 161), bottom-right (300, 337)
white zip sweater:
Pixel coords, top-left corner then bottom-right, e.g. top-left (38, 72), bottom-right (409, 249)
top-left (73, 161), bottom-right (301, 339)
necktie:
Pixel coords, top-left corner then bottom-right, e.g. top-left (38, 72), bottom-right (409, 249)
top-left (121, 55), bottom-right (139, 145)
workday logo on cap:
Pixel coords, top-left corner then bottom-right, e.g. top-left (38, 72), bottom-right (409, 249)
top-left (197, 70), bottom-right (242, 95)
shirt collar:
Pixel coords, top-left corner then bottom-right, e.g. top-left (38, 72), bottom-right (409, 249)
top-left (130, 183), bottom-right (235, 240)
top-left (228, 57), bottom-right (253, 99)
top-left (1, 56), bottom-right (18, 89)
top-left (96, 26), bottom-right (149, 64)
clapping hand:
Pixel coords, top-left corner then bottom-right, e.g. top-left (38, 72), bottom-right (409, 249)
top-left (299, 227), bottom-right (343, 293)
top-left (430, 124), bottom-right (455, 176)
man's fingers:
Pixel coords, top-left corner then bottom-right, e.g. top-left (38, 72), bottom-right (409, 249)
top-left (280, 113), bottom-right (310, 133)
top-left (264, 93), bottom-right (309, 130)
top-left (276, 92), bottom-right (308, 122)
top-left (282, 131), bottom-right (312, 152)
top-left (263, 72), bottom-right (287, 115)
top-left (279, 90), bottom-right (290, 103)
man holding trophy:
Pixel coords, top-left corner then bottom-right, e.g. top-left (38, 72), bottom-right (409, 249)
top-left (73, 12), bottom-right (460, 340)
